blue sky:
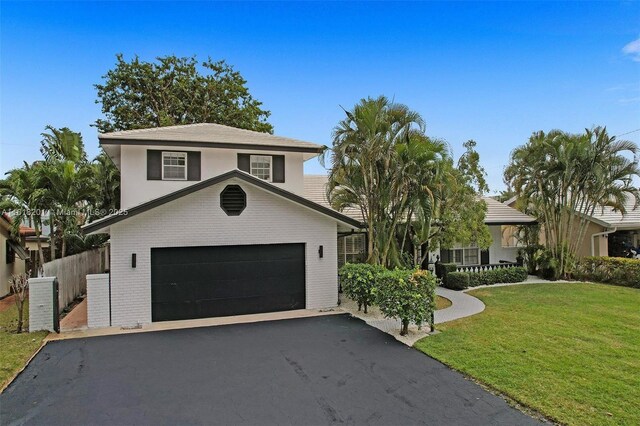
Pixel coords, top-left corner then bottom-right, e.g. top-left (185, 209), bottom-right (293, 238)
top-left (1, 1), bottom-right (639, 193)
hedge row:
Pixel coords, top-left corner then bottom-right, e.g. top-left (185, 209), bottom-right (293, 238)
top-left (338, 263), bottom-right (437, 335)
top-left (440, 265), bottom-right (528, 290)
top-left (573, 257), bottom-right (640, 289)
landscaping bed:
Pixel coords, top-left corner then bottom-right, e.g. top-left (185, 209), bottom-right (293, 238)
top-left (0, 301), bottom-right (48, 389)
top-left (415, 283), bottom-right (640, 426)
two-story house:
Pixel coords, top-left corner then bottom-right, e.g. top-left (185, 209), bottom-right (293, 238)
top-left (83, 124), bottom-right (364, 327)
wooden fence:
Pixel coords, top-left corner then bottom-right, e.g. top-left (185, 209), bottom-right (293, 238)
top-left (43, 247), bottom-right (108, 310)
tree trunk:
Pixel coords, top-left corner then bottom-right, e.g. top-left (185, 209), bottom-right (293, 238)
top-left (34, 220), bottom-right (45, 277)
top-left (400, 319), bottom-right (409, 336)
top-left (16, 304), bottom-right (24, 333)
top-left (363, 303), bottom-right (368, 314)
top-left (49, 213), bottom-right (57, 260)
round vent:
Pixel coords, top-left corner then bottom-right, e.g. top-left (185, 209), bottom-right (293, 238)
top-left (220, 185), bottom-right (246, 216)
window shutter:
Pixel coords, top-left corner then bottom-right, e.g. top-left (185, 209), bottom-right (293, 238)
top-left (6, 241), bottom-right (15, 264)
top-left (272, 155), bottom-right (285, 183)
top-left (440, 249), bottom-right (451, 263)
top-left (481, 249), bottom-right (490, 265)
top-left (187, 151), bottom-right (201, 181)
top-left (237, 154), bottom-right (250, 173)
top-left (147, 150), bottom-right (162, 180)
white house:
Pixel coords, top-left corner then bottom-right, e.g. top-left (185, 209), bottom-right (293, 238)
top-left (84, 123), bottom-right (536, 328)
top-left (84, 124), bottom-right (363, 327)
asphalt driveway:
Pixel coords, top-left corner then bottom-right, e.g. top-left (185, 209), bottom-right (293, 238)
top-left (1, 314), bottom-right (539, 425)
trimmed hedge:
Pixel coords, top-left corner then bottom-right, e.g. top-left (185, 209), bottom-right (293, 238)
top-left (445, 272), bottom-right (470, 290)
top-left (442, 266), bottom-right (529, 290)
top-left (573, 257), bottom-right (640, 289)
top-left (338, 263), bottom-right (384, 313)
top-left (375, 269), bottom-right (437, 335)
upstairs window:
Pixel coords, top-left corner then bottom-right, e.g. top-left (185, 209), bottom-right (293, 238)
top-left (162, 152), bottom-right (187, 180)
top-left (250, 155), bottom-right (271, 181)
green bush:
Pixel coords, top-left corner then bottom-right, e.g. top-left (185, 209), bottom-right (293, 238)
top-left (435, 262), bottom-right (458, 284)
top-left (573, 257), bottom-right (640, 288)
top-left (466, 266), bottom-right (529, 287)
top-left (375, 269), bottom-right (437, 335)
top-left (338, 263), bottom-right (383, 313)
top-left (443, 272), bottom-right (469, 290)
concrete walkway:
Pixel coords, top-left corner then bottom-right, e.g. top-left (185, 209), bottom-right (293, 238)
top-left (435, 287), bottom-right (485, 323)
top-left (60, 299), bottom-right (87, 331)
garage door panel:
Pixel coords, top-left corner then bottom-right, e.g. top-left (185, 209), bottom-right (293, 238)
top-left (151, 243), bottom-right (305, 322)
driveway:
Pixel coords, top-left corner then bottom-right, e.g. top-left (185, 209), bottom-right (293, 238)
top-left (1, 315), bottom-right (539, 425)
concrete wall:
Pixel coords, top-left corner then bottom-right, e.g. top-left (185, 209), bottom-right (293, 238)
top-left (0, 226), bottom-right (26, 297)
top-left (87, 273), bottom-right (110, 328)
top-left (43, 247), bottom-right (108, 311)
top-left (120, 145), bottom-right (305, 209)
top-left (29, 276), bottom-right (56, 332)
top-left (109, 177), bottom-right (338, 327)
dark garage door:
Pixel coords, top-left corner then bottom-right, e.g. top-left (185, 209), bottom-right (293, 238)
top-left (151, 243), bottom-right (305, 322)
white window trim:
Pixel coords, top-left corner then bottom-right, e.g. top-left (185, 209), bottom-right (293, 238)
top-left (162, 151), bottom-right (187, 181)
top-left (449, 246), bottom-right (480, 266)
top-left (250, 154), bottom-right (272, 182)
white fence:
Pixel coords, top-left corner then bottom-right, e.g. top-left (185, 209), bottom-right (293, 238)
top-left (43, 247), bottom-right (109, 310)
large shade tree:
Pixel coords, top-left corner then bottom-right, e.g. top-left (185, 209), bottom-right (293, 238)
top-left (326, 96), bottom-right (490, 268)
top-left (95, 54), bottom-right (273, 134)
top-left (504, 126), bottom-right (640, 278)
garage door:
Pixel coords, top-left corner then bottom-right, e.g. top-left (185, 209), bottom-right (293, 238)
top-left (151, 243), bottom-right (305, 322)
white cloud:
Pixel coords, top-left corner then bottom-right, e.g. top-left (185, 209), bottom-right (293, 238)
top-left (622, 38), bottom-right (640, 62)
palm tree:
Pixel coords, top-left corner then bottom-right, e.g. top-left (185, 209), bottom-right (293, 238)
top-left (505, 126), bottom-right (640, 278)
top-left (40, 125), bottom-right (86, 163)
top-left (326, 96), bottom-right (424, 266)
top-left (0, 163), bottom-right (48, 275)
top-left (39, 161), bottom-right (98, 257)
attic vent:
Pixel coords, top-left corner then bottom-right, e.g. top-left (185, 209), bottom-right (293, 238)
top-left (220, 185), bottom-right (246, 216)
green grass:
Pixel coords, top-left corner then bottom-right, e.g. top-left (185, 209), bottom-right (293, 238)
top-left (435, 295), bottom-right (452, 310)
top-left (415, 283), bottom-right (640, 426)
top-left (0, 301), bottom-right (48, 389)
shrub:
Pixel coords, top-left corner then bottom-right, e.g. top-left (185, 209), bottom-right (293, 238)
top-left (435, 262), bottom-right (458, 283)
top-left (338, 263), bottom-right (383, 313)
top-left (443, 272), bottom-right (469, 290)
top-left (573, 257), bottom-right (640, 289)
top-left (375, 269), bottom-right (437, 335)
top-left (466, 266), bottom-right (529, 287)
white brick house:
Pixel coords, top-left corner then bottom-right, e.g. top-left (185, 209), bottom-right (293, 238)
top-left (84, 124), bottom-right (363, 327)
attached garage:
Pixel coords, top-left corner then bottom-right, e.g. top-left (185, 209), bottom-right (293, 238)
top-left (83, 171), bottom-right (363, 328)
top-left (151, 243), bottom-right (305, 321)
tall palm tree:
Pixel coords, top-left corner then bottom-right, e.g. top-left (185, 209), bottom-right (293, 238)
top-left (40, 125), bottom-right (86, 163)
top-left (326, 96), bottom-right (424, 266)
top-left (0, 163), bottom-right (48, 275)
top-left (505, 126), bottom-right (640, 278)
top-left (39, 161), bottom-right (98, 257)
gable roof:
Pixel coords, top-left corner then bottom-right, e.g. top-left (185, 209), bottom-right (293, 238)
top-left (483, 197), bottom-right (537, 225)
top-left (99, 123), bottom-right (325, 154)
top-left (83, 170), bottom-right (364, 234)
top-left (303, 175), bottom-right (364, 222)
top-left (588, 196), bottom-right (640, 230)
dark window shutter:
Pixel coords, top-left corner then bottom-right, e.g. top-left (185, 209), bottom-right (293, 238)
top-left (440, 249), bottom-right (451, 263)
top-left (187, 151), bottom-right (201, 181)
top-left (237, 154), bottom-right (250, 173)
top-left (481, 249), bottom-right (490, 265)
top-left (6, 241), bottom-right (15, 264)
top-left (272, 155), bottom-right (285, 183)
top-left (147, 150), bottom-right (162, 180)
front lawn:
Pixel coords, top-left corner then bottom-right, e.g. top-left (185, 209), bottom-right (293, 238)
top-left (415, 283), bottom-right (640, 426)
top-left (0, 301), bottom-right (48, 389)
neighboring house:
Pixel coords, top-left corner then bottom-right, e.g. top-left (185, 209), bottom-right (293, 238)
top-left (1, 214), bottom-right (28, 297)
top-left (504, 197), bottom-right (640, 258)
top-left (84, 124), bottom-right (363, 327)
top-left (19, 225), bottom-right (50, 275)
top-left (438, 197), bottom-right (537, 267)
top-left (304, 177), bottom-right (537, 268)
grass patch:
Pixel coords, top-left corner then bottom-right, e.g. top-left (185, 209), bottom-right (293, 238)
top-left (435, 295), bottom-right (452, 310)
top-left (415, 283), bottom-right (640, 426)
top-left (0, 301), bottom-right (48, 389)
